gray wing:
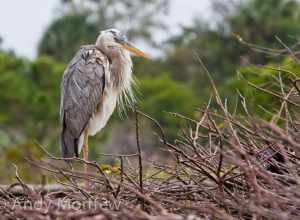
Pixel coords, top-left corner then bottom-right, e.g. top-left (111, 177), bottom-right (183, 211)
top-left (60, 45), bottom-right (106, 158)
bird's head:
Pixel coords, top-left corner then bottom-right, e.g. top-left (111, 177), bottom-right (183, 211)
top-left (96, 29), bottom-right (150, 59)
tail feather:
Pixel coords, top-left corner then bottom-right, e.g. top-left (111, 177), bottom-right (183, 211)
top-left (60, 129), bottom-right (79, 158)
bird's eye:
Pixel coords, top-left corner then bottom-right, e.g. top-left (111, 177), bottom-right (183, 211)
top-left (109, 30), bottom-right (117, 36)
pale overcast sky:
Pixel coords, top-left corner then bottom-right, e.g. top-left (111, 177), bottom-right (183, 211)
top-left (0, 0), bottom-right (212, 59)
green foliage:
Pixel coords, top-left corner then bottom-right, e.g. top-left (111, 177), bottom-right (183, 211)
top-left (226, 56), bottom-right (300, 116)
top-left (139, 74), bottom-right (198, 137)
top-left (165, 0), bottom-right (300, 97)
top-left (38, 0), bottom-right (169, 62)
top-left (38, 14), bottom-right (98, 63)
top-left (0, 52), bottom-right (66, 182)
top-left (229, 0), bottom-right (300, 46)
top-left (0, 52), bottom-right (64, 148)
top-left (60, 0), bottom-right (169, 41)
top-left (0, 140), bottom-right (45, 183)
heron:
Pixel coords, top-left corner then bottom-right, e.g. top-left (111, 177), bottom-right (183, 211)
top-left (60, 29), bottom-right (149, 172)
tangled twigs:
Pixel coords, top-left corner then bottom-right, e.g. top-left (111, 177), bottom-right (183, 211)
top-left (134, 106), bottom-right (144, 209)
top-left (1, 65), bottom-right (300, 219)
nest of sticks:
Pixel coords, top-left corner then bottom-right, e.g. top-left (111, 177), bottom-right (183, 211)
top-left (0, 70), bottom-right (300, 220)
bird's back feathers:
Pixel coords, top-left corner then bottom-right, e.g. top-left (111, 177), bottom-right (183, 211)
top-left (60, 45), bottom-right (108, 158)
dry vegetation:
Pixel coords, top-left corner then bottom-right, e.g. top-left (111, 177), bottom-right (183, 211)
top-left (0, 67), bottom-right (299, 220)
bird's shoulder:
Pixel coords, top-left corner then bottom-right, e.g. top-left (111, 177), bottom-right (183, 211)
top-left (61, 45), bottom-right (108, 88)
top-left (60, 45), bottom-right (108, 123)
top-left (78, 45), bottom-right (109, 66)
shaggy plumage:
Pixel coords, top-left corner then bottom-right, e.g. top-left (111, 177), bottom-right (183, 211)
top-left (60, 29), bottom-right (141, 158)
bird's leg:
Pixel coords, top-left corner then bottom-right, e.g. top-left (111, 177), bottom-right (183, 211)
top-left (83, 130), bottom-right (89, 174)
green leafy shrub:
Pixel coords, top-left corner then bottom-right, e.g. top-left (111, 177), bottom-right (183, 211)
top-left (139, 73), bottom-right (199, 137)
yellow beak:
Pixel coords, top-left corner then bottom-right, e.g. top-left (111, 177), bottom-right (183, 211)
top-left (121, 42), bottom-right (151, 59)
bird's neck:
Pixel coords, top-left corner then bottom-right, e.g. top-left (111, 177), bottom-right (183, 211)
top-left (110, 51), bottom-right (135, 110)
top-left (110, 50), bottom-right (133, 90)
top-left (95, 39), bottom-right (135, 108)
top-left (95, 39), bottom-right (132, 90)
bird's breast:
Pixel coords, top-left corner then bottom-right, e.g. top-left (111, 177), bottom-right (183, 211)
top-left (87, 87), bottom-right (118, 136)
